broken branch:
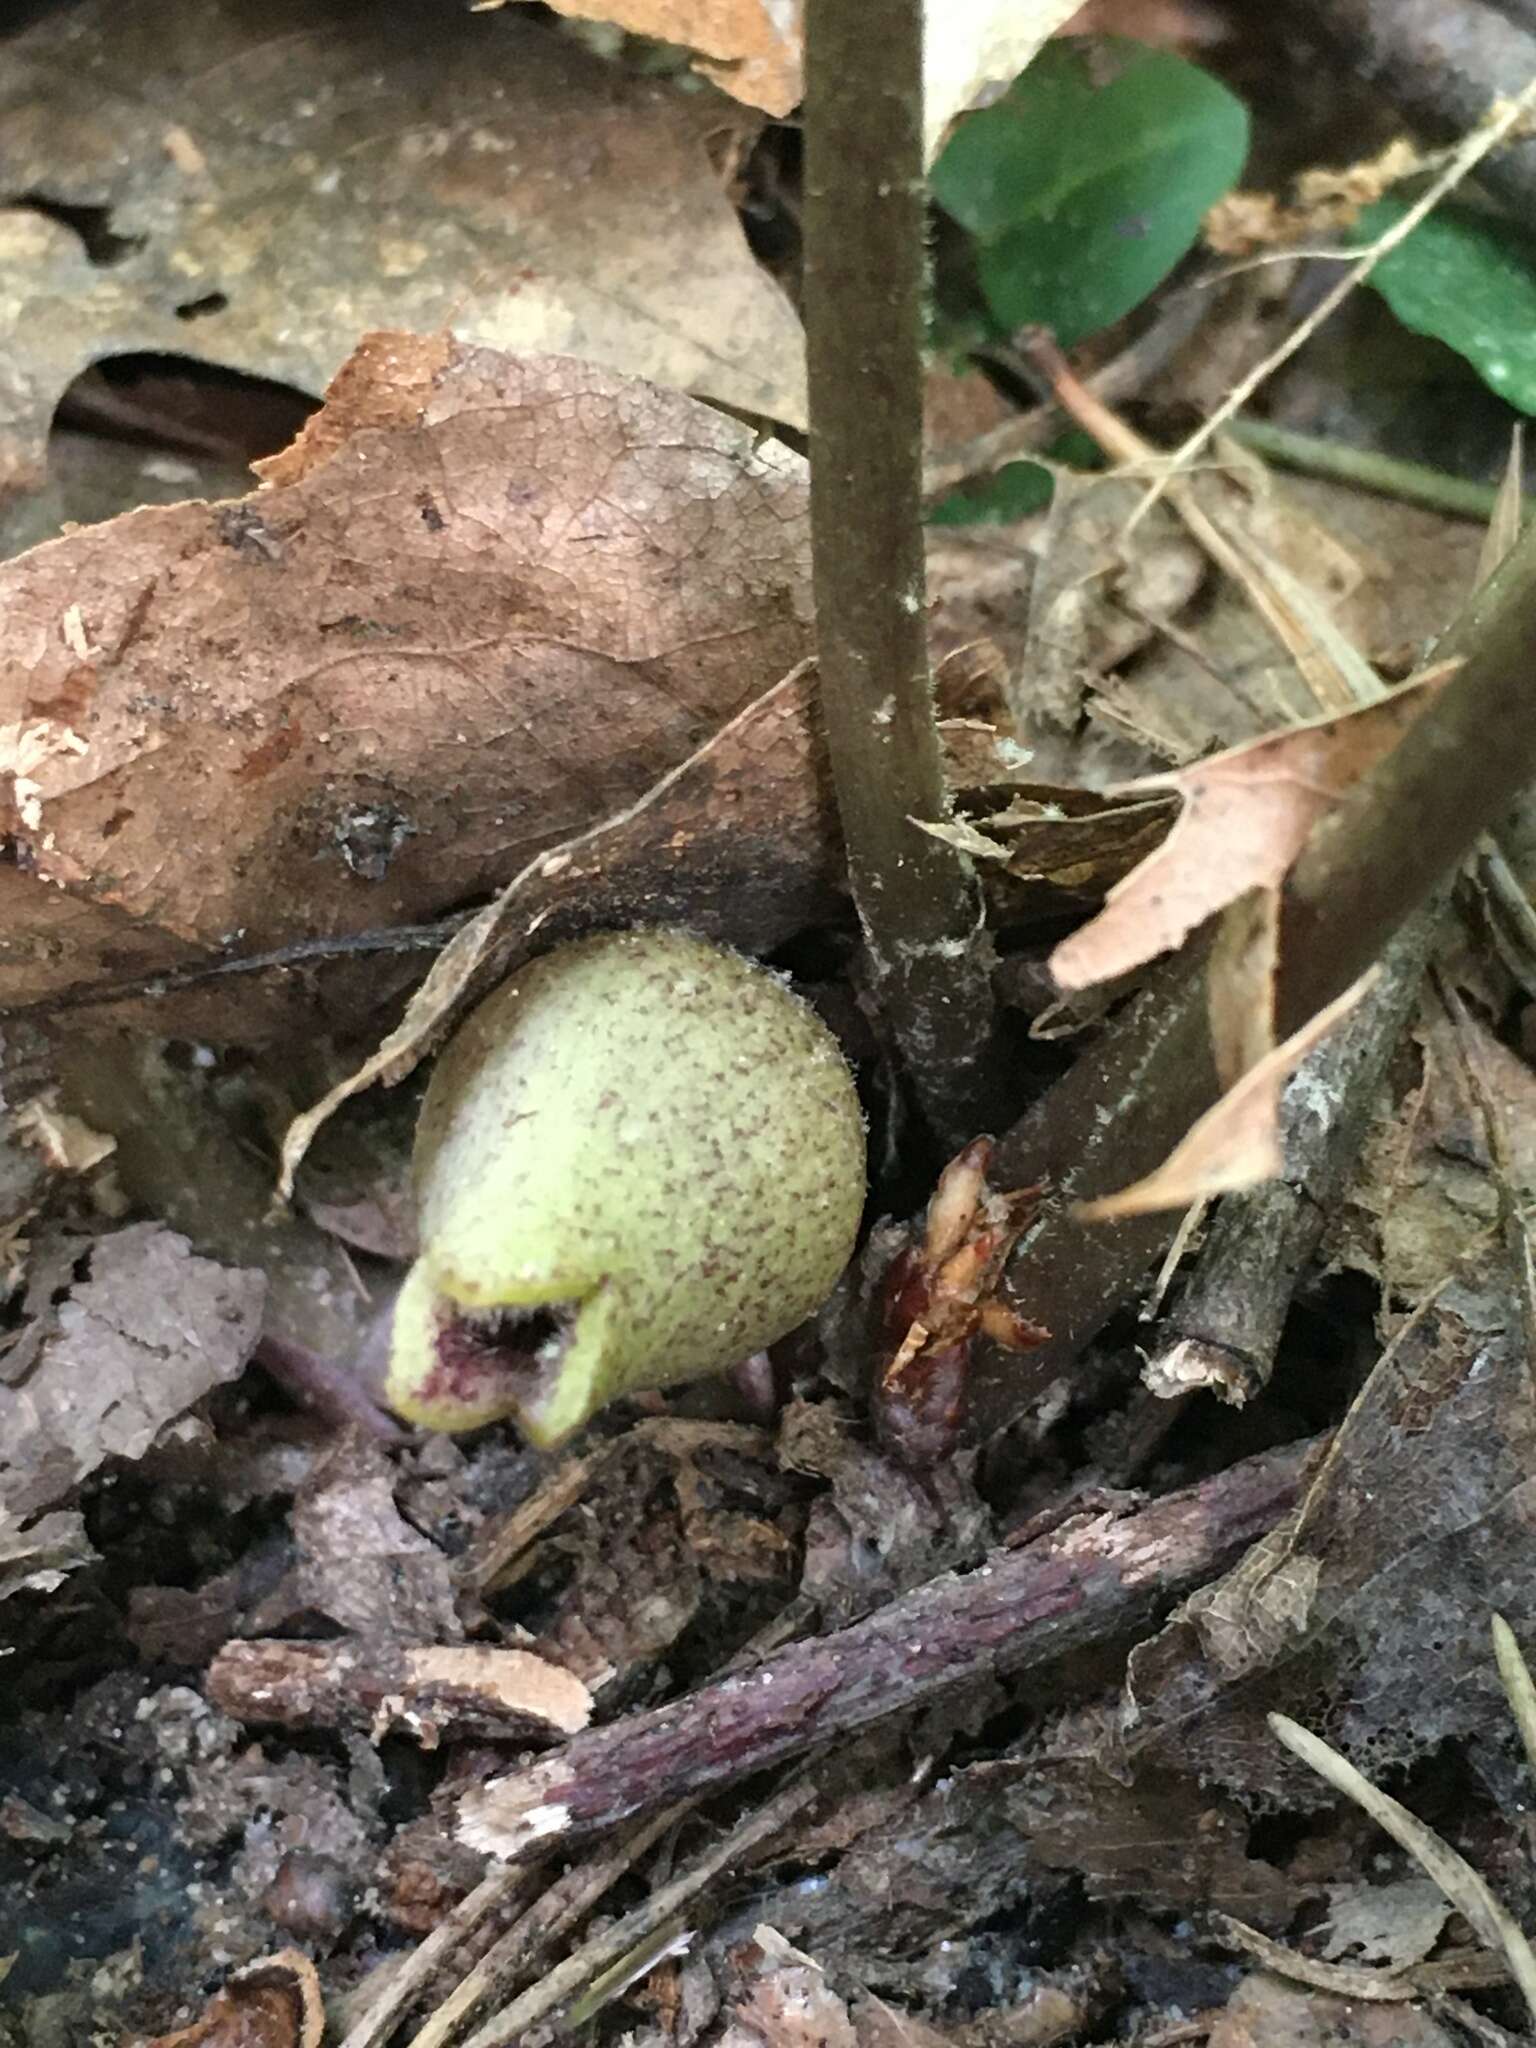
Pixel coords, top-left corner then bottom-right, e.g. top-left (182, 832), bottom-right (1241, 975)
top-left (458, 1439), bottom-right (1311, 1861)
top-left (1144, 912), bottom-right (1434, 1403)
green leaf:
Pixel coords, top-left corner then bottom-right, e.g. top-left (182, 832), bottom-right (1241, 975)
top-left (1359, 198), bottom-right (1536, 415)
top-left (930, 38), bottom-right (1248, 348)
top-left (927, 460), bottom-right (1055, 526)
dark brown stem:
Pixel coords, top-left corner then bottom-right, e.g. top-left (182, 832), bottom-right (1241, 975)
top-left (457, 1439), bottom-right (1311, 1861)
top-left (1280, 517), bottom-right (1536, 1030)
top-left (803, 0), bottom-right (1002, 1141)
top-left (1291, 0), bottom-right (1536, 217)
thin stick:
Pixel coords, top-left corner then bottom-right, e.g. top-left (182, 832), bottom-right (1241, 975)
top-left (1143, 913), bottom-right (1433, 1403)
top-left (1491, 1615), bottom-right (1536, 1794)
top-left (922, 286), bottom-right (1215, 502)
top-left (803, 0), bottom-right (1002, 1140)
top-left (1130, 73), bottom-right (1536, 529)
top-left (340, 1864), bottom-right (538, 2048)
top-left (459, 1773), bottom-right (820, 2048)
top-left (409, 1804), bottom-right (688, 2048)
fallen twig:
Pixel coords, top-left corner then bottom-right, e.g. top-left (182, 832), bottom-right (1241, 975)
top-left (409, 1803), bottom-right (691, 2048)
top-left (459, 1773), bottom-right (820, 2048)
top-left (1144, 913), bottom-right (1433, 1403)
top-left (459, 1439), bottom-right (1311, 1861)
top-left (339, 1862), bottom-right (539, 2048)
top-left (922, 286), bottom-right (1215, 503)
top-left (207, 1638), bottom-right (593, 1745)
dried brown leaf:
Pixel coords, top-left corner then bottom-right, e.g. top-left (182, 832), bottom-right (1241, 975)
top-left (1078, 971), bottom-right (1373, 1218)
top-left (1206, 1972), bottom-right (1457, 2048)
top-left (278, 660), bottom-right (833, 1186)
top-left (0, 1223), bottom-right (264, 1520)
top-left (282, 1432), bottom-right (461, 1643)
top-left (1335, 1005), bottom-right (1536, 1301)
top-left (1317, 1877), bottom-right (1451, 1971)
top-left (0, 1505), bottom-right (96, 1601)
top-left (535, 2), bottom-right (1088, 148)
top-left (539, 0), bottom-right (803, 115)
top-left (0, 0), bottom-right (803, 511)
top-left (142, 1949), bottom-right (323, 2048)
top-left (1050, 669), bottom-right (1455, 993)
top-left (723, 1926), bottom-right (860, 2048)
top-left (918, 785), bottom-right (1181, 927)
top-left (1208, 887), bottom-right (1280, 1090)
top-left (1479, 426), bottom-right (1527, 591)
top-left (0, 336), bottom-right (821, 1042)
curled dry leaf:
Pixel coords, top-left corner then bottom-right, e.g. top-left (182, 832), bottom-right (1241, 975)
top-left (0, 334), bottom-right (822, 1042)
top-left (0, 0), bottom-right (804, 510)
top-left (917, 785), bottom-right (1181, 920)
top-left (1077, 970), bottom-right (1375, 1219)
top-left (1050, 666), bottom-right (1458, 995)
top-left (141, 1949), bottom-right (323, 2048)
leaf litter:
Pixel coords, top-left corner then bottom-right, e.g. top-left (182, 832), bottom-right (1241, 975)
top-left (0, 0), bottom-right (805, 504)
top-left (3, 6), bottom-right (1536, 2045)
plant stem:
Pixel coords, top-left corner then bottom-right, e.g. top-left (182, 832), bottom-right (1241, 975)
top-left (1229, 418), bottom-right (1529, 526)
top-left (1280, 513), bottom-right (1536, 1030)
top-left (802, 0), bottom-right (1001, 1141)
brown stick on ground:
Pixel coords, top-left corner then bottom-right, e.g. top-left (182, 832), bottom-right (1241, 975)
top-left (459, 1438), bottom-right (1313, 1861)
top-left (208, 1639), bottom-right (592, 1745)
top-left (1143, 909), bottom-right (1436, 1404)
